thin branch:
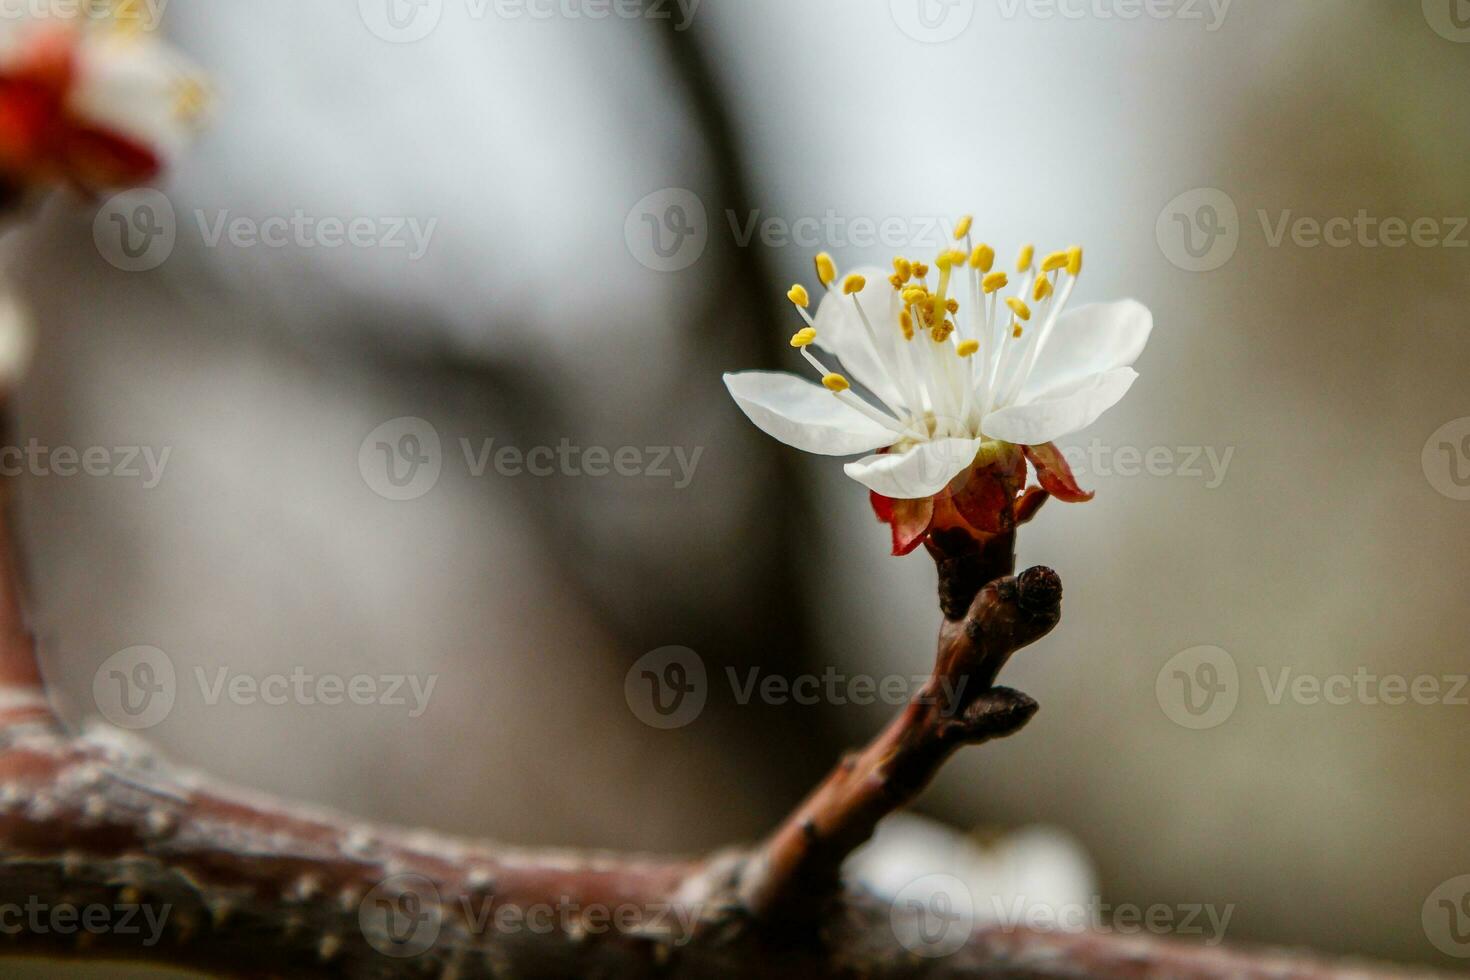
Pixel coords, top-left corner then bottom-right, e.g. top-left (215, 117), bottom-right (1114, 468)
top-left (734, 549), bottom-right (1061, 924)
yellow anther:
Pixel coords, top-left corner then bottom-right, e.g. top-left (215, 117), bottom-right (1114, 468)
top-left (1012, 323), bottom-right (1024, 338)
top-left (954, 215), bottom-right (973, 240)
top-left (1067, 246), bottom-right (1083, 276)
top-left (970, 244), bottom-right (995, 272)
top-left (174, 79), bottom-right (209, 121)
top-left (789, 328), bottom-right (817, 348)
top-left (787, 284), bottom-right (810, 308)
top-left (1006, 298), bottom-right (1032, 321)
top-left (956, 339), bottom-right (980, 358)
top-left (902, 286), bottom-right (928, 306)
top-left (1017, 244), bottom-right (1035, 272)
top-left (899, 310), bottom-right (914, 340)
top-left (982, 271), bottom-right (1009, 294)
top-left (913, 263), bottom-right (930, 279)
top-left (893, 257), bottom-right (913, 281)
top-left (889, 274), bottom-right (904, 290)
top-left (1041, 250), bottom-right (1069, 273)
top-left (843, 273), bottom-right (867, 295)
top-left (937, 249), bottom-right (967, 272)
top-left (946, 297), bottom-right (960, 314)
top-left (822, 373), bottom-right (850, 393)
top-left (815, 253), bottom-right (838, 287)
top-left (1033, 277), bottom-right (1054, 301)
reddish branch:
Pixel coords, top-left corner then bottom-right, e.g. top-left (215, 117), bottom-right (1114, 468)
top-left (0, 469), bottom-right (1446, 976)
top-left (735, 529), bottom-right (1054, 923)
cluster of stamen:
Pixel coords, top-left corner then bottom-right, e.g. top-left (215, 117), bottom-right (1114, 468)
top-left (783, 215), bottom-right (1086, 444)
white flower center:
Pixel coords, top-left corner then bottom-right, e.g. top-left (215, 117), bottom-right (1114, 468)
top-left (787, 224), bottom-right (1084, 445)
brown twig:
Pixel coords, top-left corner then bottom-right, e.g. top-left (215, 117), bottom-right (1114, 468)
top-left (734, 533), bottom-right (1060, 924)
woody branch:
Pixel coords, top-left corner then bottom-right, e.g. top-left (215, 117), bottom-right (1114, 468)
top-left (0, 418), bottom-right (1440, 977)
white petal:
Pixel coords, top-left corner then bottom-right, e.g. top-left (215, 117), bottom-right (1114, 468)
top-left (724, 371), bottom-right (896, 456)
top-left (812, 267), bottom-right (908, 410)
top-left (983, 368), bottom-right (1138, 446)
top-left (844, 437), bottom-right (985, 499)
top-left (71, 34), bottom-right (202, 162)
top-left (1021, 300), bottom-right (1152, 402)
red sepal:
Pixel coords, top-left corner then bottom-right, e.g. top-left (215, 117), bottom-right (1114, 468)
top-left (948, 443), bottom-right (1025, 533)
top-left (871, 490), bottom-right (934, 556)
top-left (0, 26), bottom-right (161, 191)
top-left (1014, 486), bottom-right (1051, 526)
top-left (1023, 442), bottom-right (1093, 503)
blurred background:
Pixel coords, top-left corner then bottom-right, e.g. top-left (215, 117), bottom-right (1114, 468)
top-left (2, 0), bottom-right (1469, 974)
